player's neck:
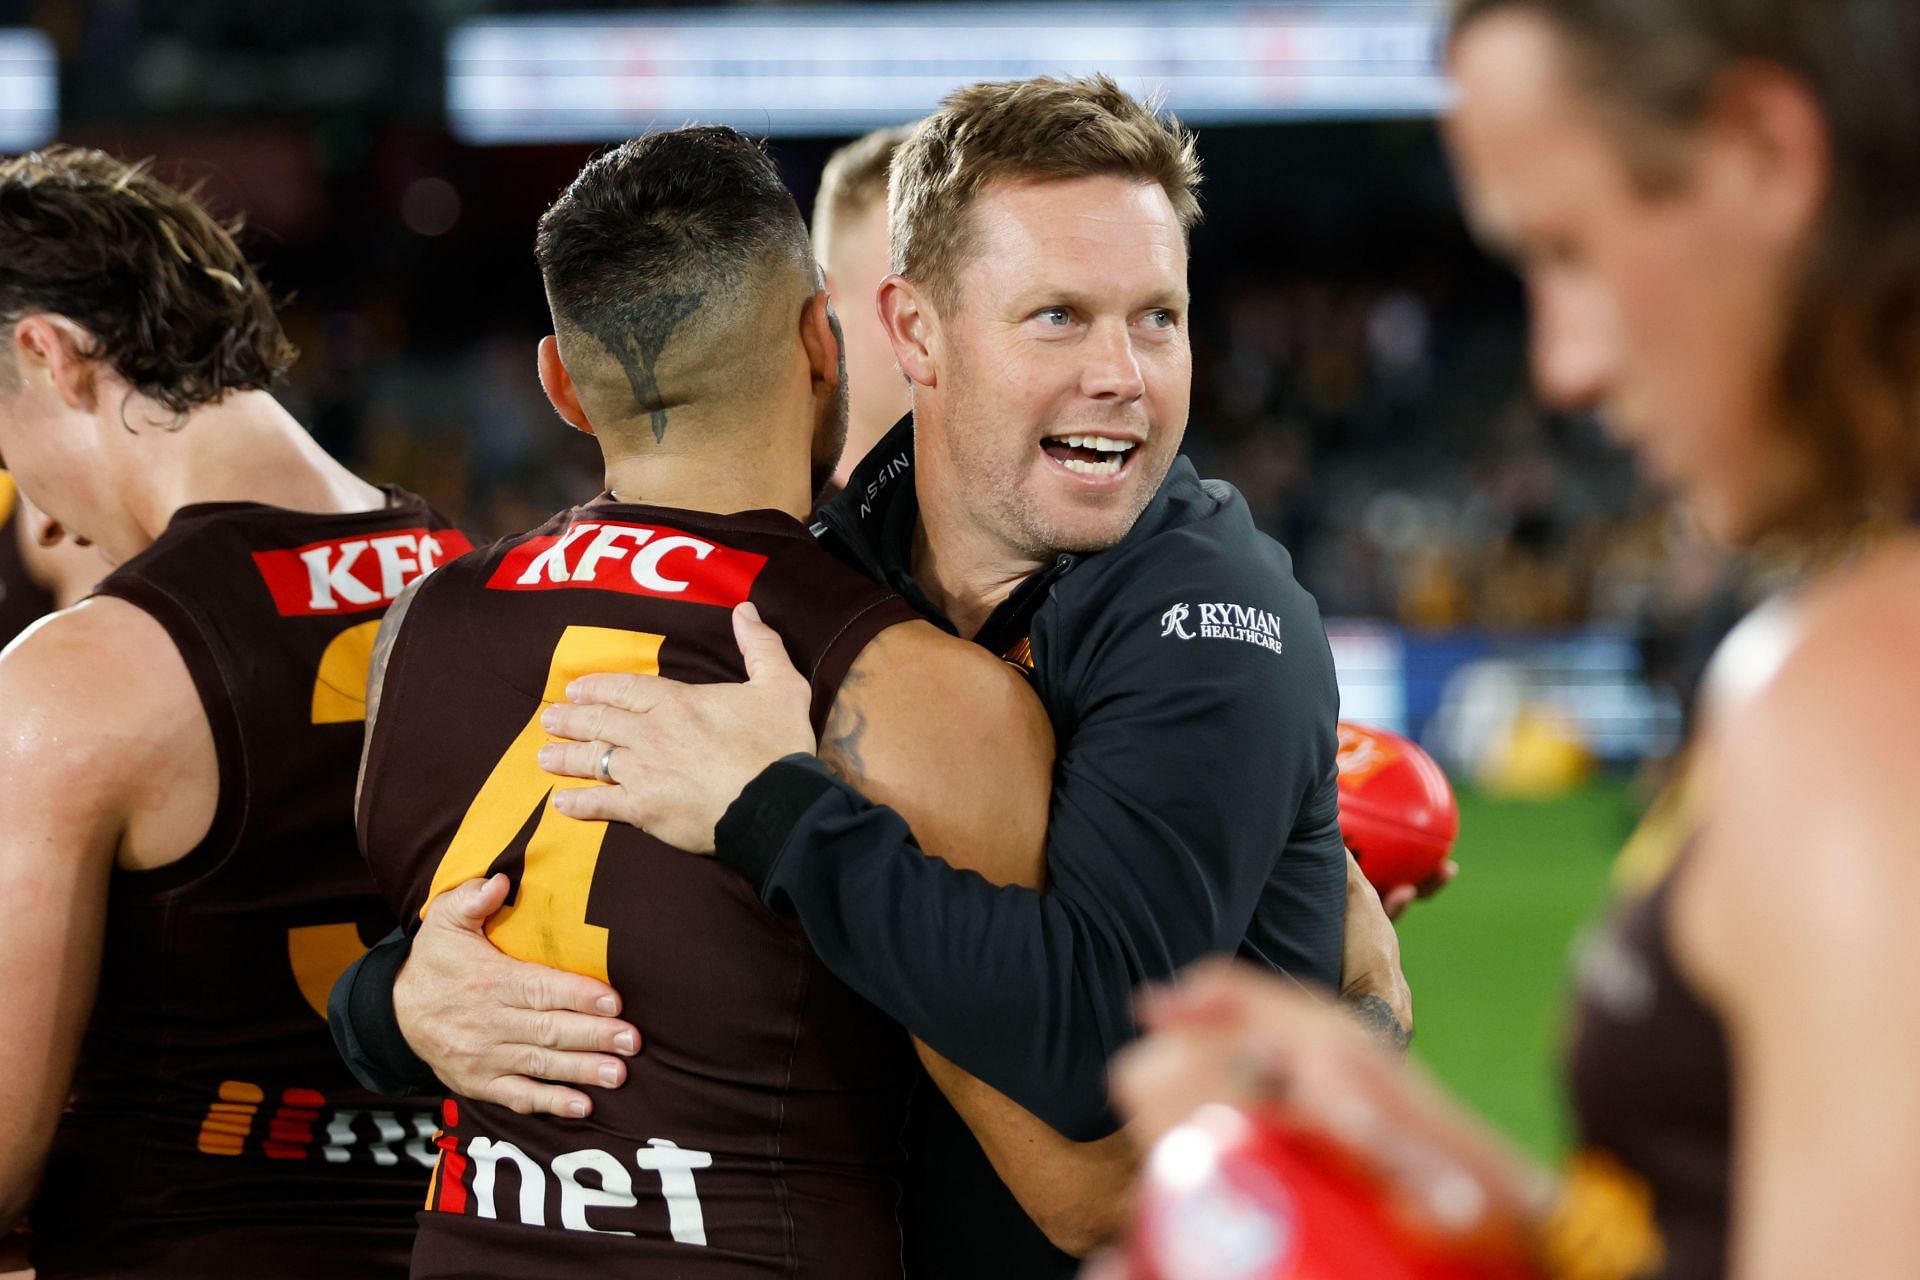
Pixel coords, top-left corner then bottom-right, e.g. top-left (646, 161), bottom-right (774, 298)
top-left (601, 439), bottom-right (813, 523)
top-left (107, 390), bottom-right (383, 561)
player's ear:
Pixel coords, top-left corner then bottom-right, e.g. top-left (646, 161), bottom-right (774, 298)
top-left (536, 335), bottom-right (595, 435)
top-left (18, 495), bottom-right (77, 548)
top-left (798, 288), bottom-right (842, 401)
top-left (876, 275), bottom-right (937, 389)
top-left (12, 315), bottom-right (100, 413)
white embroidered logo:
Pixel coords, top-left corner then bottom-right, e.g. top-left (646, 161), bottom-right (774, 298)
top-left (1161, 602), bottom-right (1284, 655)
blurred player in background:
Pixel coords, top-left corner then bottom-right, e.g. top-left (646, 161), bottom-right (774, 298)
top-left (0, 475), bottom-right (99, 644)
top-left (812, 125), bottom-right (914, 495)
top-left (0, 148), bottom-right (465, 1278)
top-left (1113, 1), bottom-right (1920, 1277)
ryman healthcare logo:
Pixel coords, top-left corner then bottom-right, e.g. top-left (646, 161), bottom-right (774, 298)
top-left (1159, 601), bottom-right (1284, 655)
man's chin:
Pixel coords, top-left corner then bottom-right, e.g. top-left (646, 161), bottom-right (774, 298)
top-left (1030, 508), bottom-right (1142, 556)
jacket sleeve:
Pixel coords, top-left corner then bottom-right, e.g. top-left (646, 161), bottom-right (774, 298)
top-left (714, 557), bottom-right (1343, 1141)
top-left (327, 926), bottom-right (439, 1097)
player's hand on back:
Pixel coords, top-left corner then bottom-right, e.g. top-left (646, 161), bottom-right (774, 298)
top-left (396, 873), bottom-right (641, 1118)
top-left (538, 602), bottom-right (815, 852)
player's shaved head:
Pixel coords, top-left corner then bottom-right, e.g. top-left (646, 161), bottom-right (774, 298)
top-left (535, 127), bottom-right (817, 447)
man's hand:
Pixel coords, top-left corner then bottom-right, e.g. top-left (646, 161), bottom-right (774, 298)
top-left (1340, 852), bottom-right (1413, 1048)
top-left (1382, 859), bottom-right (1458, 921)
top-left (537, 602), bottom-right (815, 851)
top-left (395, 874), bottom-right (641, 1117)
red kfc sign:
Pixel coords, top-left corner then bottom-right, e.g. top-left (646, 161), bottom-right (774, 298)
top-left (252, 528), bottom-right (474, 617)
top-left (485, 520), bottom-right (765, 607)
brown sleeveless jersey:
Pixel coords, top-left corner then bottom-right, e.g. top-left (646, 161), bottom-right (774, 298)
top-left (358, 497), bottom-right (923, 1279)
top-left (1561, 846), bottom-right (1730, 1280)
top-left (28, 490), bottom-right (473, 1280)
top-left (0, 472), bottom-right (56, 646)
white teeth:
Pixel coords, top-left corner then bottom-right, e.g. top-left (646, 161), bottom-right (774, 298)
top-left (1055, 433), bottom-right (1135, 453)
top-left (1059, 455), bottom-right (1124, 477)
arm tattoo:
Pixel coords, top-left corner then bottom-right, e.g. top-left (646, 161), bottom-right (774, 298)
top-left (355, 573), bottom-right (426, 812)
top-left (818, 666), bottom-right (871, 785)
top-left (1346, 993), bottom-right (1412, 1053)
top-left (581, 291), bottom-right (705, 443)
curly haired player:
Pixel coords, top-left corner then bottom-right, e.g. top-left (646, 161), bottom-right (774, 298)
top-left (0, 148), bottom-right (466, 1278)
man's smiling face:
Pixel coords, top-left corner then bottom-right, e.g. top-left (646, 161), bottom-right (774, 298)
top-left (925, 173), bottom-right (1192, 559)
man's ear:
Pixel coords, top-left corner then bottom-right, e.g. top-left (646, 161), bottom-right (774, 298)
top-left (536, 335), bottom-right (595, 434)
top-left (876, 275), bottom-right (937, 389)
top-left (798, 288), bottom-right (843, 399)
top-left (12, 316), bottom-right (100, 413)
top-left (1701, 61), bottom-right (1831, 255)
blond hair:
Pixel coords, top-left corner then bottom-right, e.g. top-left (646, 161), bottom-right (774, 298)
top-left (812, 126), bottom-right (911, 259)
top-left (888, 74), bottom-right (1202, 309)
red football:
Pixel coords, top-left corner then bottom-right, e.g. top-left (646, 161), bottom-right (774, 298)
top-left (1126, 1104), bottom-right (1539, 1280)
top-left (1335, 722), bottom-right (1460, 893)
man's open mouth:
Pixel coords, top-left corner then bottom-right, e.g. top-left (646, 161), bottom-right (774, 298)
top-left (1039, 433), bottom-right (1140, 480)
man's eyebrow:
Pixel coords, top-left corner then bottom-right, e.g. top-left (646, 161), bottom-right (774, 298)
top-left (1003, 284), bottom-right (1191, 313)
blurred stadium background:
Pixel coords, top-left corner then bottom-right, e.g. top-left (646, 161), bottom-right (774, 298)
top-left (0, 0), bottom-right (1766, 1159)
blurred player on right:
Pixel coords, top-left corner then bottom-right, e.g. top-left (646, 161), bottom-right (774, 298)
top-left (1113, 1), bottom-right (1920, 1278)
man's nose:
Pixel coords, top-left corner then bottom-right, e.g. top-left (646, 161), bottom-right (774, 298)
top-left (1080, 319), bottom-right (1147, 403)
top-left (1530, 274), bottom-right (1619, 413)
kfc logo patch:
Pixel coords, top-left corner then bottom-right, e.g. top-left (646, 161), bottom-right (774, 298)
top-left (253, 529), bottom-right (472, 617)
top-left (486, 520), bottom-right (766, 608)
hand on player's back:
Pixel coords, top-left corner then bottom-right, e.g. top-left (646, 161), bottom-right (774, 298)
top-left (538, 602), bottom-right (816, 851)
top-left (395, 873), bottom-right (642, 1118)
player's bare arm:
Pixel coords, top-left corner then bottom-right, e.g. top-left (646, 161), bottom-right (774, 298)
top-left (544, 609), bottom-right (1143, 1253)
top-left (811, 618), bottom-right (1142, 1256)
top-left (0, 599), bottom-right (215, 1227)
top-left (357, 574), bottom-right (639, 1119)
top-left (1677, 554), bottom-right (1920, 1280)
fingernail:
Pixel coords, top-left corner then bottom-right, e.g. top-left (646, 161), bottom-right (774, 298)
top-left (596, 995), bottom-right (620, 1015)
top-left (565, 680), bottom-right (582, 700)
top-left (598, 1063), bottom-right (622, 1087)
top-left (738, 602), bottom-right (761, 623)
top-left (567, 1099), bottom-right (588, 1118)
top-left (536, 746), bottom-right (558, 768)
top-left (540, 708), bottom-right (560, 731)
top-left (614, 1030), bottom-right (637, 1054)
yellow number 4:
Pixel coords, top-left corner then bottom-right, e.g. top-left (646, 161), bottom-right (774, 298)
top-left (421, 626), bottom-right (664, 982)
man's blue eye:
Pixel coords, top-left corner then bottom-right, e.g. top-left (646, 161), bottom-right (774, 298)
top-left (1037, 307), bottom-right (1071, 326)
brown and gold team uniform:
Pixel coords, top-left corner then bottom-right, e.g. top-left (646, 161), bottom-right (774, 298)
top-left (357, 497), bottom-right (921, 1279)
top-left (28, 491), bottom-right (471, 1279)
top-left (1550, 781), bottom-right (1727, 1280)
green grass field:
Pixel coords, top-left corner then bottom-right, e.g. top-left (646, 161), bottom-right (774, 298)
top-left (1395, 780), bottom-right (1637, 1161)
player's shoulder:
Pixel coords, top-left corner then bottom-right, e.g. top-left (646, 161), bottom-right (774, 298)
top-left (1686, 537), bottom-right (1920, 994)
top-left (1707, 536), bottom-right (1920, 741)
top-left (851, 617), bottom-right (1034, 699)
top-left (0, 595), bottom-right (198, 769)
